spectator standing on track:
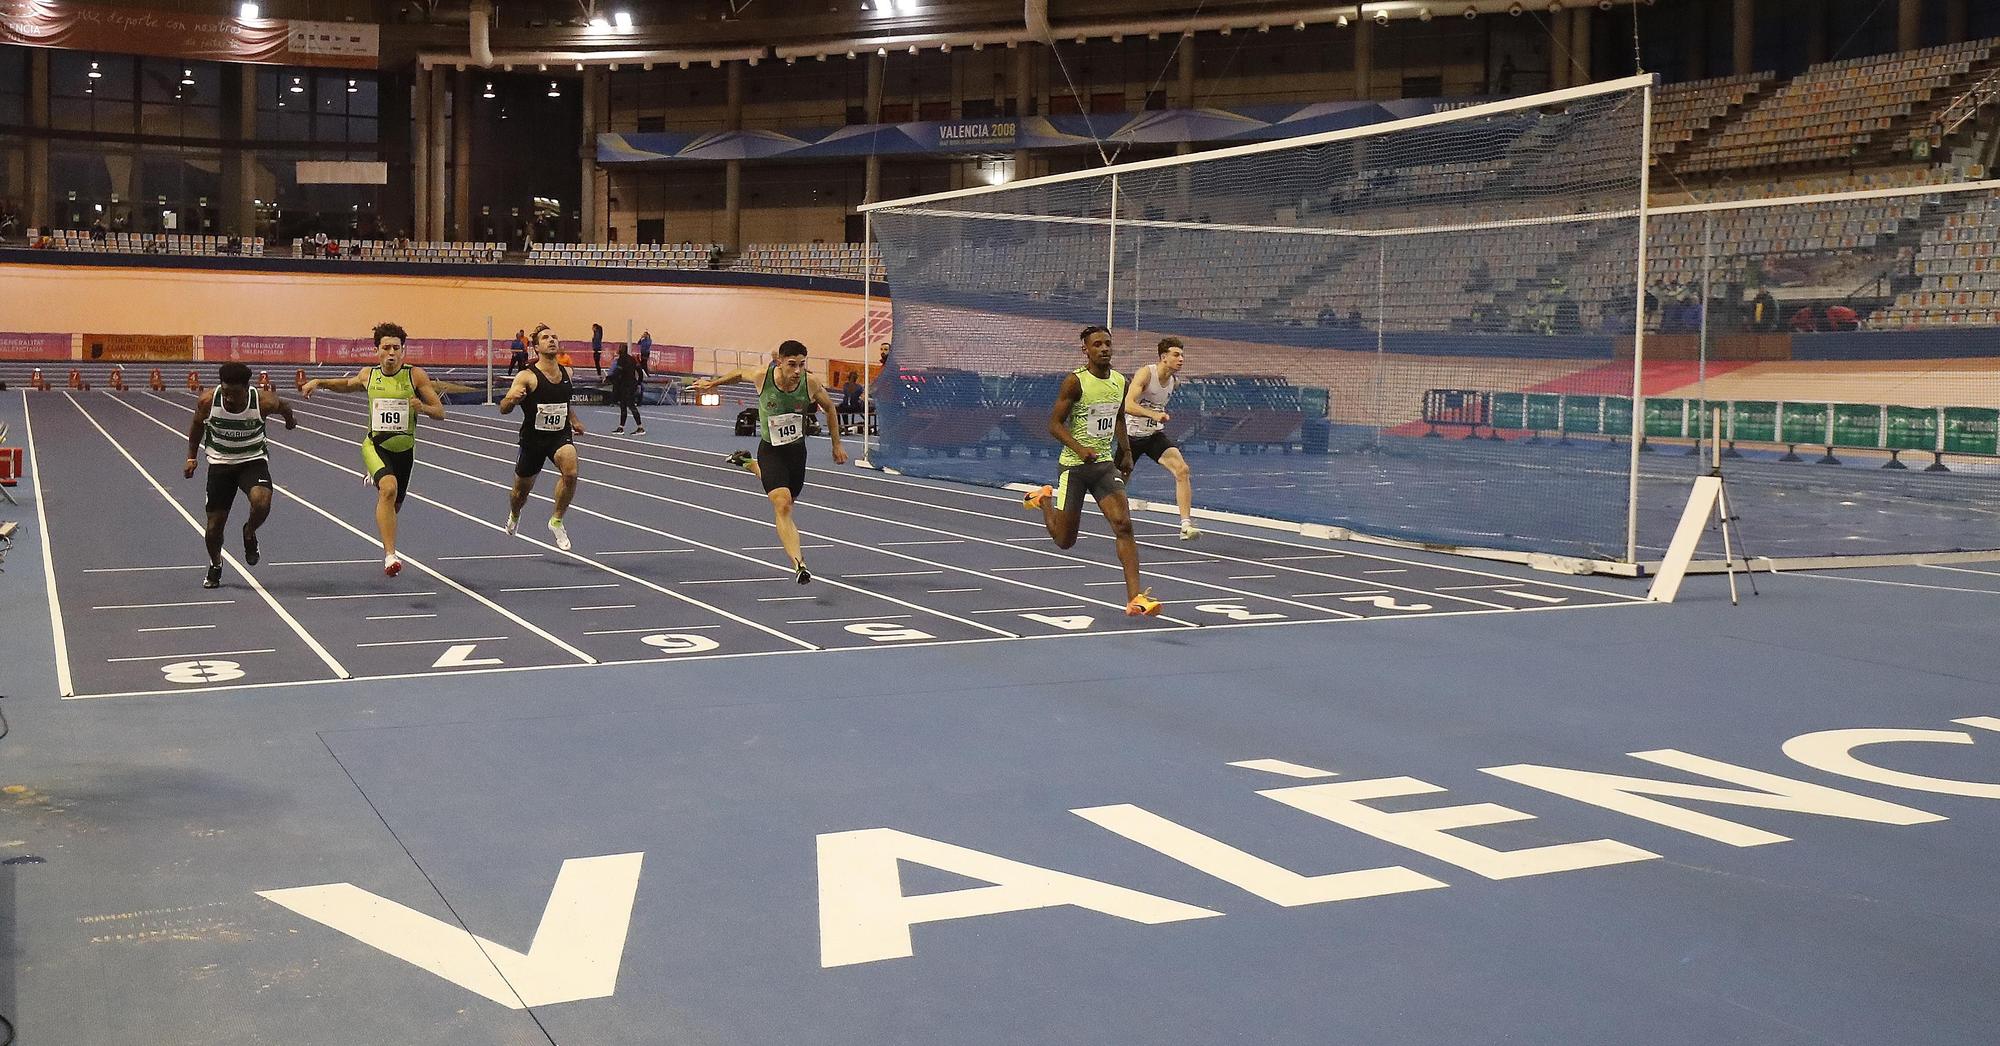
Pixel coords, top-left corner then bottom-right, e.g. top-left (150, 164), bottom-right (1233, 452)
top-left (507, 329), bottom-right (529, 374)
top-left (1021, 326), bottom-right (1160, 617)
top-left (690, 340), bottom-right (848, 584)
top-left (182, 361), bottom-right (297, 590)
top-left (637, 330), bottom-right (653, 388)
top-left (608, 344), bottom-right (645, 435)
top-left (298, 322), bottom-right (447, 577)
top-left (837, 373), bottom-right (865, 433)
top-left (591, 323), bottom-right (605, 378)
top-left (499, 323), bottom-right (585, 550)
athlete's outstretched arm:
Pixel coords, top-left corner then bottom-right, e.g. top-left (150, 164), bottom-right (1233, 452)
top-left (300, 369), bottom-right (367, 398)
top-left (183, 389), bottom-right (214, 478)
top-left (496, 369), bottom-right (535, 414)
top-left (1047, 374), bottom-right (1095, 461)
top-left (808, 376), bottom-right (848, 465)
top-left (259, 389), bottom-right (299, 430)
top-left (409, 367), bottom-right (448, 420)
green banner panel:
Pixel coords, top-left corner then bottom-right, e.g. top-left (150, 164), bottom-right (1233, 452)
top-left (1490, 392), bottom-right (1526, 429)
top-left (1563, 395), bottom-right (1604, 435)
top-left (1831, 403), bottom-right (1883, 448)
top-left (1730, 400), bottom-right (1777, 443)
top-left (1643, 398), bottom-right (1687, 438)
top-left (1942, 406), bottom-right (1999, 455)
top-left (1779, 401), bottom-right (1831, 445)
top-left (1884, 405), bottom-right (1939, 451)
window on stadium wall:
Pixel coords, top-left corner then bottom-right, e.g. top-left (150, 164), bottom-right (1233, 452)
top-left (254, 67), bottom-right (383, 242)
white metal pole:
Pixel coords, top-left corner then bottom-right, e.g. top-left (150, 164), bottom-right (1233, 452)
top-left (1373, 239), bottom-right (1387, 448)
top-left (862, 210), bottom-right (873, 463)
top-left (484, 314), bottom-right (494, 404)
top-left (1105, 173), bottom-right (1119, 331)
top-left (1624, 80), bottom-right (1656, 565)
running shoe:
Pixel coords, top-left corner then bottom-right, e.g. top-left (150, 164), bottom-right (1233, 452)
top-left (1179, 520), bottom-right (1202, 541)
top-left (243, 534), bottom-right (261, 565)
top-left (794, 560), bottom-right (813, 585)
top-left (548, 517), bottom-right (573, 552)
top-left (384, 553), bottom-right (403, 577)
top-left (203, 564), bottom-right (222, 589)
top-left (1022, 484), bottom-right (1053, 511)
top-left (633, 426), bottom-right (646, 435)
top-left (504, 513), bottom-right (518, 536)
top-left (612, 426), bottom-right (625, 434)
top-left (1125, 590), bottom-right (1162, 617)
top-left (727, 450), bottom-right (754, 471)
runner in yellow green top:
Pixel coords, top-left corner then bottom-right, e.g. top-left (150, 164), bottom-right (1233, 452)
top-left (299, 322), bottom-right (448, 576)
top-left (690, 339), bottom-right (848, 584)
top-left (1023, 325), bottom-right (1160, 615)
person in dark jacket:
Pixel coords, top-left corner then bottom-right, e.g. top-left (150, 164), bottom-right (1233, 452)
top-left (591, 323), bottom-right (605, 378)
top-left (607, 344), bottom-right (644, 434)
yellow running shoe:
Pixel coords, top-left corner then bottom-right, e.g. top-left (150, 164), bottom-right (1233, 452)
top-left (1022, 484), bottom-right (1053, 511)
top-left (1125, 590), bottom-right (1162, 617)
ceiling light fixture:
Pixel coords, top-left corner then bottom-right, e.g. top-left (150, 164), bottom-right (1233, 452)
top-left (181, 68), bottom-right (195, 85)
top-left (613, 9), bottom-right (633, 27)
top-left (289, 75), bottom-right (304, 93)
top-left (547, 80), bottom-right (560, 97)
top-left (588, 14), bottom-right (609, 29)
top-left (346, 78), bottom-right (358, 92)
top-left (482, 81), bottom-right (495, 98)
top-left (238, 1), bottom-right (258, 18)
top-left (88, 61), bottom-right (102, 79)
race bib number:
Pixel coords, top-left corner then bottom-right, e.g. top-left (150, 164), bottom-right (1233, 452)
top-left (1126, 411), bottom-right (1160, 437)
top-left (768, 411), bottom-right (804, 446)
top-left (535, 402), bottom-right (569, 432)
top-left (1085, 402), bottom-right (1118, 440)
top-left (371, 399), bottom-right (411, 433)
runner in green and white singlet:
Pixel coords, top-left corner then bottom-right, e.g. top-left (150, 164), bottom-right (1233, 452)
top-left (299, 322), bottom-right (447, 576)
top-left (690, 339), bottom-right (848, 584)
top-left (182, 361), bottom-right (297, 589)
top-left (1022, 325), bottom-right (1160, 616)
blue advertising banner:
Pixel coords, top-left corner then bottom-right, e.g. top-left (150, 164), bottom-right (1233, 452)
top-left (598, 97), bottom-right (1502, 164)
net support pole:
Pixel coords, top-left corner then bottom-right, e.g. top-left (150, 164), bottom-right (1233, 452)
top-left (1105, 173), bottom-right (1120, 330)
top-left (484, 314), bottom-right (494, 404)
top-left (1373, 239), bottom-right (1387, 448)
top-left (1697, 211), bottom-right (1712, 453)
top-left (861, 209), bottom-right (873, 463)
top-left (1624, 80), bottom-right (1656, 565)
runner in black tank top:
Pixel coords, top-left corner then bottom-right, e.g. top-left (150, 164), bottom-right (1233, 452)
top-left (499, 324), bottom-right (585, 550)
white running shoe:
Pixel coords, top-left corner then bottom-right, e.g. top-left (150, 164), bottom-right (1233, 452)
top-left (548, 517), bottom-right (573, 551)
top-left (504, 514), bottom-right (518, 536)
top-left (383, 553), bottom-right (403, 577)
top-left (1179, 520), bottom-right (1202, 541)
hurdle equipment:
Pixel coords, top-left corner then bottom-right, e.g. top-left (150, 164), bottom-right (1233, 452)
top-left (294, 368), bottom-right (308, 390)
top-left (257, 371), bottom-right (274, 393)
top-left (149, 368), bottom-right (165, 392)
top-left (186, 370), bottom-right (201, 390)
top-left (109, 366), bottom-right (126, 391)
top-left (67, 368), bottom-right (82, 390)
top-left (0, 445), bottom-right (20, 505)
top-left (29, 368), bottom-right (46, 391)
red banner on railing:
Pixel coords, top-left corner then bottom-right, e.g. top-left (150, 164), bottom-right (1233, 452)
top-left (0, 332), bottom-right (71, 360)
top-left (206, 335), bottom-right (313, 362)
top-left (0, 1), bottom-right (377, 69)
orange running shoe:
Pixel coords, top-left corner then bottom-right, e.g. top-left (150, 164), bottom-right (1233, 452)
top-left (1125, 590), bottom-right (1162, 617)
top-left (1022, 484), bottom-right (1054, 511)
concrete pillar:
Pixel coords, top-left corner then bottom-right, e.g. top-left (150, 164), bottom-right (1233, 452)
top-left (412, 67), bottom-right (431, 242)
top-left (580, 67), bottom-right (608, 243)
top-left (1549, 11), bottom-right (1570, 89)
top-left (1897, 0), bottom-right (1921, 52)
top-left (427, 68), bottom-right (447, 241)
top-left (27, 48), bottom-right (48, 229)
top-left (865, 54), bottom-right (885, 204)
top-left (1569, 7), bottom-right (1591, 87)
top-left (231, 65), bottom-right (256, 236)
top-left (1354, 17), bottom-right (1374, 100)
top-left (452, 70), bottom-right (472, 240)
top-left (1174, 32), bottom-right (1197, 157)
top-left (725, 61), bottom-right (743, 249)
top-left (1733, 0), bottom-right (1755, 77)
top-left (1947, 0), bottom-right (1969, 44)
top-left (1012, 44), bottom-right (1032, 181)
top-left (1806, 3), bottom-right (1829, 65)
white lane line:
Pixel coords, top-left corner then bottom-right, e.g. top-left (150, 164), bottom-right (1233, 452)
top-left (593, 549), bottom-right (693, 556)
top-left (1263, 554), bottom-right (1347, 561)
top-left (301, 401), bottom-right (1101, 632)
top-left (681, 577), bottom-right (789, 585)
top-left (842, 570), bottom-right (944, 579)
top-left (1229, 758), bottom-right (1338, 778)
top-left (266, 402), bottom-right (821, 651)
top-left (1004, 536), bottom-right (1047, 543)
top-left (881, 539), bottom-right (966, 547)
top-left (1228, 574), bottom-right (1279, 580)
top-left (991, 564), bottom-right (1087, 572)
top-left (1796, 573), bottom-right (2000, 596)
top-left (1084, 581), bottom-right (1125, 587)
top-left (926, 588), bottom-right (982, 594)
top-left (82, 395), bottom-right (353, 682)
top-left (1293, 591), bottom-right (1385, 598)
top-left (366, 613), bottom-right (437, 620)
top-left (497, 583), bottom-right (623, 593)
top-left (1923, 564), bottom-right (2000, 578)
top-left (436, 553), bottom-right (544, 561)
top-left (95, 599), bottom-right (236, 610)
top-left (1437, 584), bottom-right (1511, 591)
top-left (307, 591), bottom-right (441, 601)
top-left (82, 564), bottom-right (205, 573)
top-left (788, 614), bottom-right (912, 624)
top-left (356, 635), bottom-right (510, 648)
top-left (106, 647), bottom-right (278, 663)
top-left (24, 393), bottom-right (75, 695)
top-left (266, 559), bottom-right (379, 567)
top-left (572, 603), bottom-right (638, 611)
top-left (1360, 569), bottom-right (1409, 575)
top-left (132, 393), bottom-right (601, 665)
top-left (744, 543), bottom-right (833, 551)
top-left (582, 625), bottom-right (723, 635)
top-left (757, 595), bottom-right (819, 602)
top-left (135, 624), bottom-right (217, 633)
top-left (973, 605), bottom-right (1086, 614)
